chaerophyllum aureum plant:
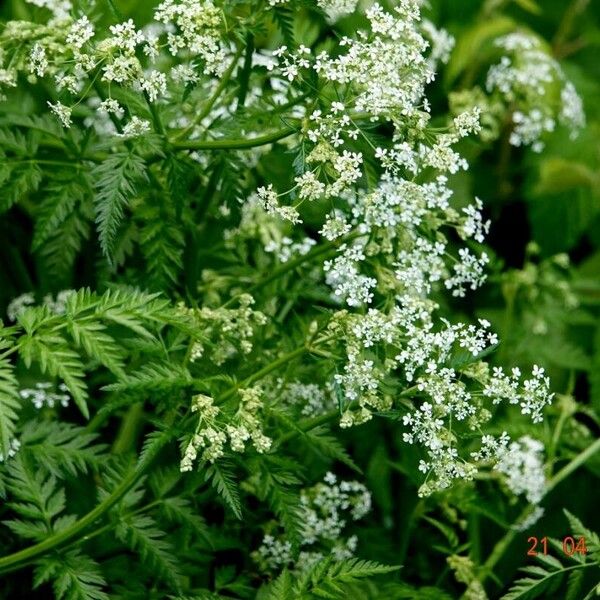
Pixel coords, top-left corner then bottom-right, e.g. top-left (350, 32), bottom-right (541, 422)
top-left (1, 0), bottom-right (599, 598)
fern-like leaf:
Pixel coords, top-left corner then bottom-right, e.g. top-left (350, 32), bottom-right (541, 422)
top-left (32, 175), bottom-right (90, 251)
top-left (205, 460), bottom-right (242, 519)
top-left (20, 420), bottom-right (106, 478)
top-left (17, 330), bottom-right (89, 419)
top-left (4, 455), bottom-right (67, 541)
top-left (34, 549), bottom-right (109, 600)
top-left (272, 5), bottom-right (295, 48)
top-left (265, 570), bottom-right (293, 600)
top-left (115, 513), bottom-right (183, 591)
top-left (501, 554), bottom-right (586, 600)
top-left (0, 340), bottom-right (20, 457)
top-left (93, 152), bottom-right (147, 260)
top-left (295, 557), bottom-right (400, 598)
top-left (302, 425), bottom-right (361, 473)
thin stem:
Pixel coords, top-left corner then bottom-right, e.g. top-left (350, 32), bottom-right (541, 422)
top-left (111, 402), bottom-right (145, 454)
top-left (553, 0), bottom-right (590, 54)
top-left (0, 430), bottom-right (169, 575)
top-left (173, 48), bottom-right (243, 142)
top-left (236, 33), bottom-right (254, 111)
top-left (222, 230), bottom-right (363, 308)
top-left (545, 436), bottom-right (600, 494)
top-left (105, 0), bottom-right (124, 21)
top-left (214, 344), bottom-right (315, 405)
top-left (275, 410), bottom-right (340, 447)
top-left (171, 124), bottom-right (298, 151)
top-left (144, 91), bottom-right (166, 136)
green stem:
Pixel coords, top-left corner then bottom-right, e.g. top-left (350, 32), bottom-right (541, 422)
top-left (144, 91), bottom-right (166, 136)
top-left (171, 125), bottom-right (298, 151)
top-left (236, 33), bottom-right (255, 111)
top-left (0, 431), bottom-right (169, 575)
top-left (275, 410), bottom-right (340, 446)
top-left (545, 437), bottom-right (600, 494)
top-left (111, 402), bottom-right (145, 454)
top-left (173, 48), bottom-right (243, 142)
top-left (105, 0), bottom-right (124, 21)
top-left (214, 344), bottom-right (313, 405)
top-left (222, 231), bottom-right (363, 308)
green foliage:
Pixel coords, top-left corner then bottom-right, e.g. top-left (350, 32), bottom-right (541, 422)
top-left (0, 340), bottom-right (21, 457)
top-left (0, 0), bottom-right (599, 599)
top-left (265, 558), bottom-right (400, 599)
top-left (92, 152), bottom-right (148, 261)
top-left (34, 549), bottom-right (109, 600)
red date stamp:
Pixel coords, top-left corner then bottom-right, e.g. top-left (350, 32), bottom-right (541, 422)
top-left (527, 536), bottom-right (587, 557)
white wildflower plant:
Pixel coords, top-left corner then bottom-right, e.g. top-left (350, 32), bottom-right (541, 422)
top-left (451, 31), bottom-right (585, 153)
top-left (0, 0), bottom-right (596, 598)
top-left (253, 472), bottom-right (372, 572)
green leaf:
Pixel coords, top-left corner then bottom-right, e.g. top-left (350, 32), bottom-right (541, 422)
top-left (115, 513), bottom-right (183, 592)
top-left (295, 557), bottom-right (400, 598)
top-left (445, 16), bottom-right (517, 85)
top-left (563, 510), bottom-right (600, 564)
top-left (17, 331), bottom-right (89, 419)
top-left (265, 570), bottom-right (293, 600)
top-left (33, 549), bottom-right (109, 600)
top-left (205, 460), bottom-right (243, 520)
top-left (0, 340), bottom-right (20, 457)
top-left (272, 6), bottom-right (296, 48)
top-left (299, 425), bottom-right (362, 473)
top-left (32, 176), bottom-right (90, 251)
top-left (534, 158), bottom-right (598, 196)
top-left (4, 454), bottom-right (69, 541)
top-left (513, 0), bottom-right (542, 15)
top-left (20, 420), bottom-right (106, 478)
top-left (92, 152), bottom-right (147, 261)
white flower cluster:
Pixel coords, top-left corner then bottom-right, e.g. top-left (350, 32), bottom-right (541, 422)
top-left (0, 438), bottom-right (21, 463)
top-left (421, 18), bottom-right (455, 66)
top-left (486, 32), bottom-right (585, 152)
top-left (2, 0), bottom-right (229, 133)
top-left (264, 236), bottom-right (316, 263)
top-left (180, 294), bottom-right (267, 365)
top-left (324, 240), bottom-right (378, 307)
top-left (325, 298), bottom-right (552, 495)
top-left (6, 290), bottom-right (73, 322)
top-left (495, 436), bottom-right (547, 504)
top-left (277, 379), bottom-right (337, 417)
top-left (483, 365), bottom-right (553, 424)
top-left (317, 0), bottom-right (360, 23)
top-left (254, 472), bottom-right (371, 572)
top-left (20, 382), bottom-right (70, 409)
top-left (180, 388), bottom-right (272, 472)
top-left (154, 0), bottom-right (226, 76)
top-left (257, 184), bottom-right (302, 225)
top-left (26, 0), bottom-right (71, 23)
top-left (262, 2), bottom-right (556, 497)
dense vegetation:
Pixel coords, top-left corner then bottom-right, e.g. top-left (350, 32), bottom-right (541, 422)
top-left (0, 0), bottom-right (599, 598)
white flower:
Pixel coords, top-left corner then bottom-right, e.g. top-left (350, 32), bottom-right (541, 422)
top-left (139, 70), bottom-right (167, 102)
top-left (47, 101), bottom-right (72, 128)
top-left (0, 438), bottom-right (21, 463)
top-left (320, 212), bottom-right (351, 241)
top-left (98, 98), bottom-right (123, 116)
top-left (496, 436), bottom-right (546, 504)
top-left (317, 0), bottom-right (359, 23)
top-left (108, 19), bottom-right (145, 54)
top-left (117, 116), bottom-right (151, 139)
top-left (29, 44), bottom-right (48, 77)
top-left (66, 16), bottom-right (95, 49)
